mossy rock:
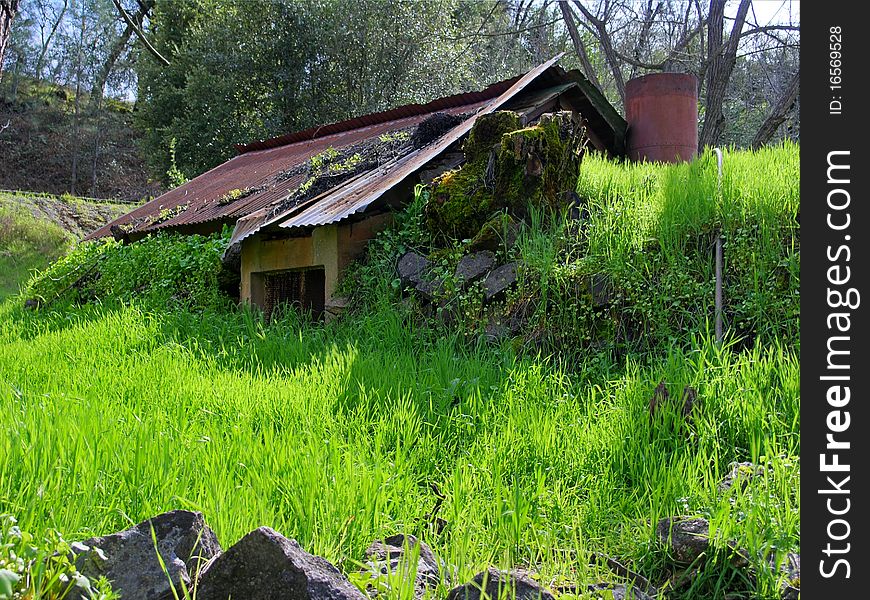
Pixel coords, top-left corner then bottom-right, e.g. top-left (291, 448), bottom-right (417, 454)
top-left (494, 112), bottom-right (584, 215)
top-left (463, 111), bottom-right (522, 162)
top-left (468, 213), bottom-right (520, 253)
top-left (425, 111), bottom-right (584, 243)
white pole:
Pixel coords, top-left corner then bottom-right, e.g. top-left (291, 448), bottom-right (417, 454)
top-left (713, 148), bottom-right (723, 345)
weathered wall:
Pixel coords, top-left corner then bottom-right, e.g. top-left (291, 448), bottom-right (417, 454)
top-left (240, 212), bottom-right (392, 316)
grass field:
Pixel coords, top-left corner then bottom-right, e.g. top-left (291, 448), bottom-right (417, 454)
top-left (0, 144), bottom-right (800, 598)
top-left (0, 191), bottom-right (133, 301)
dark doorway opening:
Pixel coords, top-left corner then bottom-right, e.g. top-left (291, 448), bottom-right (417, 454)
top-left (253, 267), bottom-right (325, 321)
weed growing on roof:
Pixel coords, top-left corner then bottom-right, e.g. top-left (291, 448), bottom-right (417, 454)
top-left (379, 131), bottom-right (411, 144)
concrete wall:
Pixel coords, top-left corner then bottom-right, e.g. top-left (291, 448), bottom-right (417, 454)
top-left (240, 212), bottom-right (392, 316)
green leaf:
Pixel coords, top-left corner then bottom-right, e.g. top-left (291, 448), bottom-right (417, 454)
top-left (0, 569), bottom-right (20, 599)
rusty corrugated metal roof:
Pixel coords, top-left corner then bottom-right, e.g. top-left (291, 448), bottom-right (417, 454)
top-left (85, 85), bottom-right (505, 240)
top-left (230, 54), bottom-right (567, 245)
top-left (89, 54), bottom-right (627, 243)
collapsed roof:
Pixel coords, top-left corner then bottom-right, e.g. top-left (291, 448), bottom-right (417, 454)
top-left (87, 55), bottom-right (626, 243)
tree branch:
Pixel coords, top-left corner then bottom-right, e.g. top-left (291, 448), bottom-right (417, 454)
top-left (558, 0), bottom-right (602, 91)
top-left (111, 0), bottom-right (169, 66)
top-left (751, 67), bottom-right (800, 148)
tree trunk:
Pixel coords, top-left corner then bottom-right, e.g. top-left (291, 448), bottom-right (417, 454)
top-left (751, 68), bottom-right (800, 149)
top-left (0, 0), bottom-right (20, 81)
top-left (571, 0), bottom-right (626, 105)
top-left (558, 1), bottom-right (603, 92)
top-left (70, 6), bottom-right (86, 195)
top-left (698, 0), bottom-right (750, 150)
top-left (91, 0), bottom-right (153, 105)
top-left (34, 0), bottom-right (69, 83)
top-left (89, 24), bottom-right (134, 105)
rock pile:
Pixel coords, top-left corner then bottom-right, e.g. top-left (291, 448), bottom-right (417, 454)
top-left (65, 507), bottom-right (798, 600)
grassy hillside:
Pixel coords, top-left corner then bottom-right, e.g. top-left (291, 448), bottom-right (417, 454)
top-left (0, 191), bottom-right (132, 300)
top-left (0, 78), bottom-right (163, 201)
top-left (0, 144), bottom-right (800, 599)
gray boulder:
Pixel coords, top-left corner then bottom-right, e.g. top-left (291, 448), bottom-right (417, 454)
top-left (361, 534), bottom-right (441, 598)
top-left (454, 251), bottom-right (495, 285)
top-left (195, 526), bottom-right (366, 600)
top-left (416, 278), bottom-right (446, 302)
top-left (398, 252), bottom-right (432, 288)
top-left (72, 510), bottom-right (221, 600)
top-left (655, 517), bottom-right (710, 565)
top-left (446, 568), bottom-right (554, 600)
top-left (585, 583), bottom-right (654, 600)
top-left (483, 263), bottom-right (518, 303)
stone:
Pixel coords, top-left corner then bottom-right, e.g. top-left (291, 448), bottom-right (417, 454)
top-left (23, 298), bottom-right (40, 310)
top-left (72, 510), bottom-right (222, 600)
top-left (655, 517), bottom-right (710, 565)
top-left (772, 552), bottom-right (800, 599)
top-left (483, 263), bottom-right (518, 303)
top-left (585, 583), bottom-right (655, 600)
top-left (446, 568), bottom-right (554, 600)
top-left (415, 278), bottom-right (446, 303)
top-left (589, 274), bottom-right (613, 308)
top-left (468, 216), bottom-right (521, 253)
top-left (195, 526), bottom-right (365, 600)
top-left (454, 251), bottom-right (495, 285)
top-left (361, 534), bottom-right (441, 598)
top-left (398, 252), bottom-right (432, 288)
top-left (718, 462), bottom-right (768, 492)
top-left (484, 320), bottom-right (512, 343)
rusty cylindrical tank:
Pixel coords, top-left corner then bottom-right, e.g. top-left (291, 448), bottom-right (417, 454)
top-left (625, 73), bottom-right (698, 163)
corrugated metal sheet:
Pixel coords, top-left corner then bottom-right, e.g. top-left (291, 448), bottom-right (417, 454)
top-left (86, 91), bottom-right (498, 240)
top-left (230, 54), bottom-right (566, 245)
top-left (88, 54), bottom-right (629, 244)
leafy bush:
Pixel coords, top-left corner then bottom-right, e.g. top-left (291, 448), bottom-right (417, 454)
top-left (23, 228), bottom-right (232, 311)
top-left (0, 515), bottom-right (117, 600)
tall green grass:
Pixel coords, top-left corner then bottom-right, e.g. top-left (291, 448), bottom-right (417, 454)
top-left (0, 144), bottom-right (800, 598)
top-left (0, 300), bottom-right (798, 598)
top-left (0, 202), bottom-right (73, 301)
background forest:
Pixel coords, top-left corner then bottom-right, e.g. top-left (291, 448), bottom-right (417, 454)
top-left (1, 0), bottom-right (798, 200)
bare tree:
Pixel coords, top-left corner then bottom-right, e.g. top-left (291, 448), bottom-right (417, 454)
top-left (34, 0), bottom-right (70, 83)
top-left (559, 0), bottom-right (800, 149)
top-left (90, 0), bottom-right (154, 105)
top-left (0, 0), bottom-right (20, 79)
top-left (751, 66), bottom-right (798, 148)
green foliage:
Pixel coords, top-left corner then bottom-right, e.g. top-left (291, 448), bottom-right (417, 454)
top-left (23, 229), bottom-right (231, 311)
top-left (0, 302), bottom-right (799, 599)
top-left (134, 0), bottom-right (540, 181)
top-left (0, 515), bottom-right (118, 600)
top-left (338, 184), bottom-right (432, 304)
top-left (0, 143), bottom-right (800, 600)
top-left (574, 142), bottom-right (800, 350)
top-left (166, 138), bottom-right (190, 188)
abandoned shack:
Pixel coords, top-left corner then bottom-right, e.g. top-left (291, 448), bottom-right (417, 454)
top-left (89, 56), bottom-right (632, 318)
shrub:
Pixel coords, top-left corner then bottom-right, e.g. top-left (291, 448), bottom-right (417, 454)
top-left (23, 228), bottom-right (232, 311)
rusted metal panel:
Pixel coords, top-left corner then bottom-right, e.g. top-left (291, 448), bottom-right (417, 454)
top-left (90, 53), bottom-right (633, 244)
top-left (231, 54), bottom-right (566, 244)
top-left (85, 98), bottom-right (492, 240)
top-left (625, 72), bottom-right (698, 163)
